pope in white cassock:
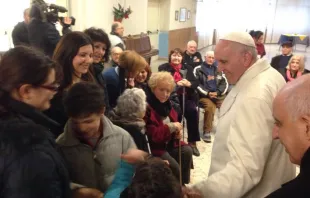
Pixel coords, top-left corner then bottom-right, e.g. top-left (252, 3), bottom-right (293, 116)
top-left (192, 32), bottom-right (296, 198)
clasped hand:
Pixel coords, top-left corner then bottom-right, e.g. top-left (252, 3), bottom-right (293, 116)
top-left (177, 79), bottom-right (191, 87)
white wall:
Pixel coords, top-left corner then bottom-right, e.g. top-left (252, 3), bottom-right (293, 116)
top-left (119, 0), bottom-right (148, 35)
top-left (169, 0), bottom-right (196, 30)
top-left (69, 0), bottom-right (113, 32)
top-left (69, 0), bottom-right (147, 35)
top-left (159, 0), bottom-right (170, 31)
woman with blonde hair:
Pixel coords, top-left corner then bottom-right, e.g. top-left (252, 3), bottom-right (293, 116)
top-left (144, 71), bottom-right (193, 185)
top-left (103, 50), bottom-right (147, 108)
top-left (286, 55), bottom-right (305, 82)
top-left (159, 48), bottom-right (200, 156)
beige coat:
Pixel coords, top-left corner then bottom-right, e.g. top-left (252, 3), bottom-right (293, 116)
top-left (192, 59), bottom-right (296, 198)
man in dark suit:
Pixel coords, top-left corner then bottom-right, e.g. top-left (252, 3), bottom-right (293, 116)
top-left (183, 40), bottom-right (203, 69)
top-left (270, 41), bottom-right (293, 79)
top-left (266, 74), bottom-right (310, 198)
top-left (12, 8), bottom-right (30, 46)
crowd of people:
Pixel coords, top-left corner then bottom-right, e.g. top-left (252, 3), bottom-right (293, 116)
top-left (1, 6), bottom-right (309, 198)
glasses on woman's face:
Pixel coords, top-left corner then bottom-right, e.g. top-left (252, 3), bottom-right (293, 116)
top-left (39, 84), bottom-right (60, 92)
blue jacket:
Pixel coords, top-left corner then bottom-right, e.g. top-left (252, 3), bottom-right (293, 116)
top-left (194, 63), bottom-right (229, 99)
top-left (105, 161), bottom-right (135, 198)
top-left (102, 67), bottom-right (120, 108)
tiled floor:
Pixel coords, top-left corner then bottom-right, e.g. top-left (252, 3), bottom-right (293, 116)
top-left (150, 43), bottom-right (307, 184)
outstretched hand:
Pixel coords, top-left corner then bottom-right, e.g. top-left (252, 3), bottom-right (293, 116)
top-left (182, 187), bottom-right (203, 198)
top-left (120, 149), bottom-right (149, 164)
top-left (72, 188), bottom-right (103, 198)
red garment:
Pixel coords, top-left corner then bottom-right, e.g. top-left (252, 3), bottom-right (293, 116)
top-left (256, 43), bottom-right (266, 58)
top-left (170, 63), bottom-right (183, 82)
top-left (144, 104), bottom-right (186, 156)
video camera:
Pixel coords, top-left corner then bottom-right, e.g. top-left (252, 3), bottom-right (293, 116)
top-left (31, 0), bottom-right (75, 25)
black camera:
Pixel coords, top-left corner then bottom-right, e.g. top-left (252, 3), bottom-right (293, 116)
top-left (31, 0), bottom-right (75, 25)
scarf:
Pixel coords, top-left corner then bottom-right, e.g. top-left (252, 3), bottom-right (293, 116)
top-left (109, 109), bottom-right (146, 133)
top-left (170, 63), bottom-right (183, 82)
top-left (286, 70), bottom-right (302, 82)
top-left (146, 86), bottom-right (172, 117)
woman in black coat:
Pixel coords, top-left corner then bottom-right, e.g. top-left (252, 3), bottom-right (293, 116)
top-left (0, 46), bottom-right (102, 198)
top-left (158, 48), bottom-right (201, 156)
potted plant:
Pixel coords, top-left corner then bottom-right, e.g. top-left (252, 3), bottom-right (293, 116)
top-left (113, 3), bottom-right (133, 22)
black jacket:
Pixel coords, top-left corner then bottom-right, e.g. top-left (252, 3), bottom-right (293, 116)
top-left (91, 63), bottom-right (111, 113)
top-left (183, 51), bottom-right (203, 69)
top-left (158, 63), bottom-right (199, 101)
top-left (193, 63), bottom-right (229, 99)
top-left (112, 121), bottom-right (149, 153)
top-left (43, 91), bottom-right (68, 137)
top-left (12, 22), bottom-right (29, 46)
top-left (0, 98), bottom-right (71, 198)
top-left (266, 147), bottom-right (310, 198)
top-left (28, 19), bottom-right (71, 57)
top-left (270, 54), bottom-right (293, 79)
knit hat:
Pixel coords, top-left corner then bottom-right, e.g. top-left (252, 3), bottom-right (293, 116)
top-left (221, 32), bottom-right (256, 48)
top-left (281, 41), bottom-right (293, 47)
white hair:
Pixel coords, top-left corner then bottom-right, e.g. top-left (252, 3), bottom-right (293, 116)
top-left (187, 40), bottom-right (197, 47)
top-left (205, 51), bottom-right (214, 57)
top-left (115, 88), bottom-right (146, 118)
top-left (112, 46), bottom-right (123, 54)
top-left (284, 75), bottom-right (310, 120)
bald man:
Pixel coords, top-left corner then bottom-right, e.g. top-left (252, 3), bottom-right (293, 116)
top-left (264, 74), bottom-right (310, 198)
top-left (183, 40), bottom-right (202, 69)
top-left (12, 8), bottom-right (30, 46)
top-left (189, 32), bottom-right (295, 198)
top-left (111, 46), bottom-right (123, 66)
top-left (109, 22), bottom-right (126, 50)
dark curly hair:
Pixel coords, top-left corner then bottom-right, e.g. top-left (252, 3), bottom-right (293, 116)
top-left (64, 82), bottom-right (106, 118)
top-left (121, 157), bottom-right (182, 198)
top-left (168, 48), bottom-right (184, 63)
top-left (84, 27), bottom-right (111, 62)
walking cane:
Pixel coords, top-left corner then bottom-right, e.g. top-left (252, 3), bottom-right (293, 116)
top-left (179, 86), bottom-right (186, 185)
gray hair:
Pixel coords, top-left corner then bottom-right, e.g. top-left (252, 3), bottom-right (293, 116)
top-left (284, 74), bottom-right (310, 120)
top-left (205, 51), bottom-right (214, 57)
top-left (187, 40), bottom-right (197, 47)
top-left (115, 88), bottom-right (147, 118)
top-left (111, 22), bottom-right (119, 34)
top-left (24, 8), bottom-right (30, 16)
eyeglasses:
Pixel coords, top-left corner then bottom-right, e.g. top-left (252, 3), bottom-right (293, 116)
top-left (39, 84), bottom-right (60, 92)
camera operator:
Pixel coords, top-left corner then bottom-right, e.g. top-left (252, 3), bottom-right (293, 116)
top-left (28, 3), bottom-right (72, 57)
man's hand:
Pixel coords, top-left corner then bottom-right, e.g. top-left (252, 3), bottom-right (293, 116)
top-left (182, 187), bottom-right (203, 198)
top-left (209, 92), bottom-right (218, 98)
top-left (194, 58), bottom-right (200, 63)
top-left (207, 75), bottom-right (215, 81)
top-left (72, 188), bottom-right (103, 198)
top-left (121, 149), bottom-right (148, 164)
top-left (162, 160), bottom-right (170, 166)
top-left (177, 79), bottom-right (191, 87)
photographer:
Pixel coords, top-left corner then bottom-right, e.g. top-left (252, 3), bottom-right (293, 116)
top-left (28, 2), bottom-right (72, 57)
